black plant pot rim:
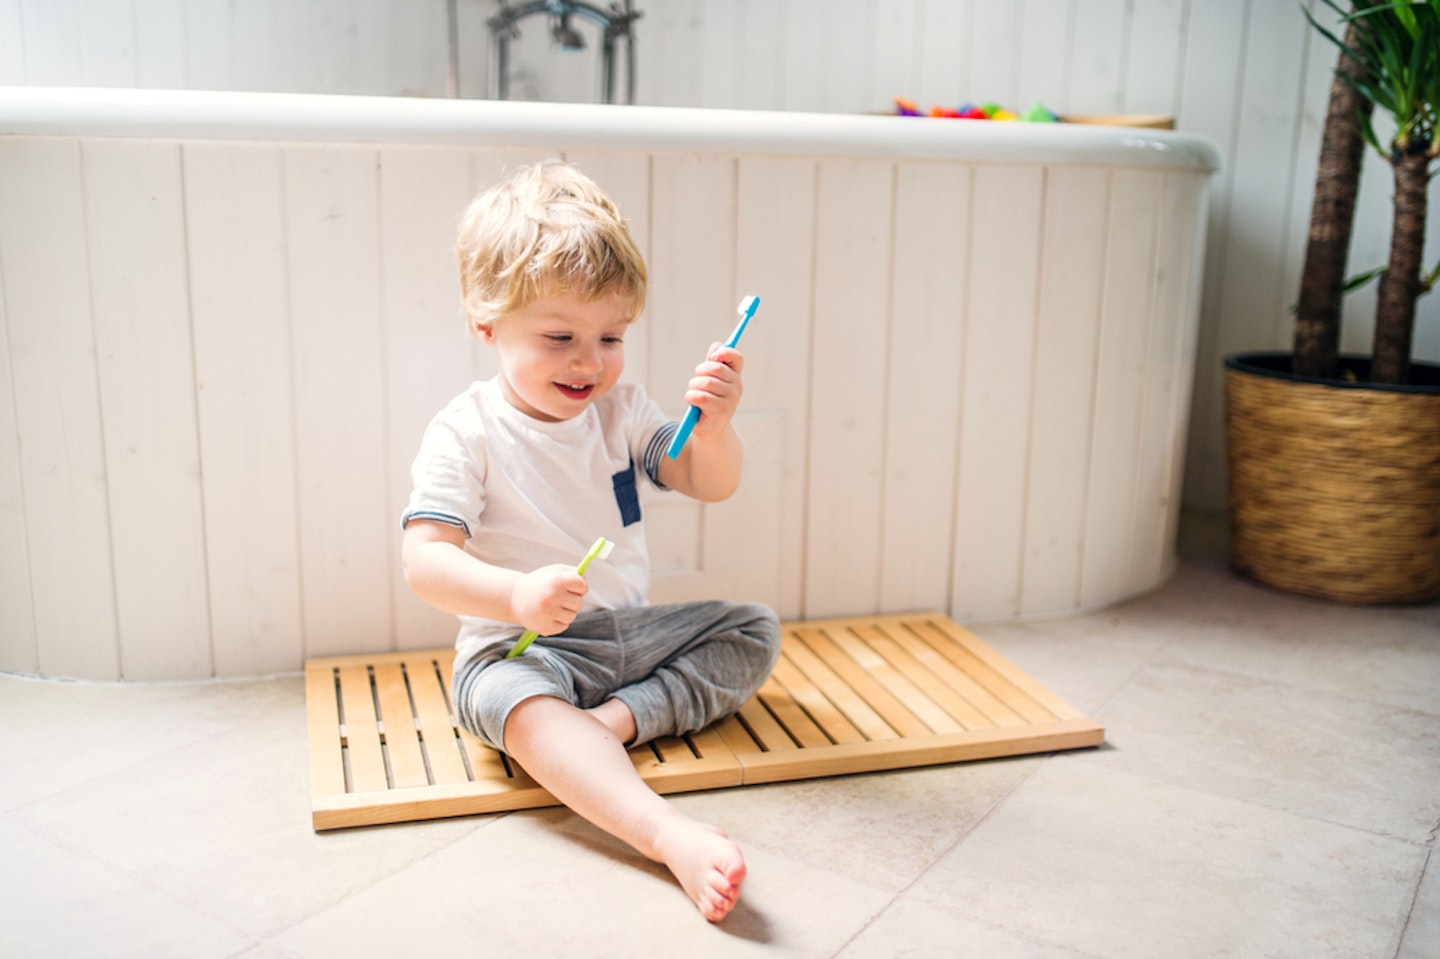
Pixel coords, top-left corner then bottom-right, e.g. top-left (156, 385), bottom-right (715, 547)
top-left (1225, 352), bottom-right (1440, 395)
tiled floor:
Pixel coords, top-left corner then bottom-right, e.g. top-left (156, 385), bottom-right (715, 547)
top-left (3, 513), bottom-right (1437, 958)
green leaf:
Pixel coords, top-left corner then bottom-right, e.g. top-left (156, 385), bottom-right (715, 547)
top-left (1342, 265), bottom-right (1388, 293)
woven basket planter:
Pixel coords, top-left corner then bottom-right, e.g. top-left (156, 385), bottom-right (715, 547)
top-left (1225, 352), bottom-right (1440, 604)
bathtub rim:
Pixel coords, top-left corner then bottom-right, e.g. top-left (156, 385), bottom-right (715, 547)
top-left (0, 85), bottom-right (1222, 173)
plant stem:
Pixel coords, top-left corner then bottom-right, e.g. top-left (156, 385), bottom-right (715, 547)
top-left (1295, 16), bottom-right (1373, 380)
top-left (1371, 141), bottom-right (1428, 384)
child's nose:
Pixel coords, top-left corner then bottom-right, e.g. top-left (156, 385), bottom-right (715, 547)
top-left (571, 343), bottom-right (603, 372)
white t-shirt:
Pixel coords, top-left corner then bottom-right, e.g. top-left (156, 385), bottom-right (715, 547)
top-left (403, 377), bottom-right (677, 657)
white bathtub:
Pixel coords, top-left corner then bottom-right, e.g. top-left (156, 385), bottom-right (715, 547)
top-left (0, 87), bottom-right (1219, 680)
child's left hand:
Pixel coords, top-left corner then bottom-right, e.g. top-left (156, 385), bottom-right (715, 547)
top-left (683, 344), bottom-right (744, 439)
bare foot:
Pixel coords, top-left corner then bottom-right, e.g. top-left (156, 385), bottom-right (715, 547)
top-left (653, 818), bottom-right (747, 922)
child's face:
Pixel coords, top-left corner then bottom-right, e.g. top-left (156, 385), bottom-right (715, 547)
top-left (479, 291), bottom-right (631, 422)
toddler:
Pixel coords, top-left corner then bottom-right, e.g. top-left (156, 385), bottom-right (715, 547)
top-left (400, 159), bottom-right (781, 922)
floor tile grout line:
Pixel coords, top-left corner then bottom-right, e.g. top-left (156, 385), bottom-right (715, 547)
top-left (1391, 844), bottom-right (1434, 959)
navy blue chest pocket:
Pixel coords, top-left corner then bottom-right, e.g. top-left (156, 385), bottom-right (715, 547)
top-left (612, 460), bottom-right (642, 527)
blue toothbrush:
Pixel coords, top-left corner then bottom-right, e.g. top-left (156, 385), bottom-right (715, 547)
top-left (666, 295), bottom-right (761, 460)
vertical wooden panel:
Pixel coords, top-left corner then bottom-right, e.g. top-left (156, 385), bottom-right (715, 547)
top-left (735, 156), bottom-right (817, 619)
top-left (1082, 169), bottom-right (1163, 609)
top-left (649, 412), bottom-right (784, 608)
top-left (869, 0), bottom-right (921, 110)
top-left (917, 0), bottom-right (969, 108)
top-left (1123, 0), bottom-right (1186, 115)
top-left (0, 0), bottom-right (27, 83)
top-left (78, 0), bottom-right (139, 87)
top-left (642, 0), bottom-right (703, 107)
top-left (1155, 174), bottom-right (1212, 573)
top-left (0, 138), bottom-right (120, 679)
top-left (382, 0), bottom-right (446, 98)
top-left (1018, 0), bottom-right (1074, 112)
top-left (183, 0), bottom-right (235, 92)
top-left (1177, 0), bottom-right (1255, 512)
top-left (228, 0), bottom-right (287, 93)
top-left (647, 154), bottom-right (737, 413)
top-left (1021, 167), bottom-right (1110, 616)
top-left (379, 146), bottom-right (481, 651)
top-left (82, 140), bottom-right (212, 680)
top-left (698, 2), bottom-right (743, 109)
top-left (969, 0), bottom-right (1022, 107)
top-left (1129, 172), bottom-right (1204, 588)
top-left (134, 0), bottom-right (187, 88)
top-left (781, 0), bottom-right (829, 112)
top-left (453, 0), bottom-right (492, 99)
top-left (184, 142), bottom-right (304, 677)
top-left (952, 166), bottom-right (1044, 622)
top-left (283, 145), bottom-right (393, 657)
top-left (737, 0), bottom-right (785, 111)
top-left (822, 0), bottom-right (873, 114)
top-left (0, 267), bottom-right (37, 674)
top-left (20, 0), bottom-right (83, 85)
top-left (881, 161), bottom-right (969, 613)
top-left (805, 159), bottom-right (893, 617)
top-left (1066, 0), bottom-right (1128, 114)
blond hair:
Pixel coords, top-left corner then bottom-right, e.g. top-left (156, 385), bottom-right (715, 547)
top-left (456, 159), bottom-right (647, 332)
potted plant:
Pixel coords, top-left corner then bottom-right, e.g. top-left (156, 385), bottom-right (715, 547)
top-left (1225, 0), bottom-right (1440, 603)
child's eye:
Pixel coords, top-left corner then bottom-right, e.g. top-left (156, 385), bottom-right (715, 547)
top-left (603, 335), bottom-right (625, 345)
top-left (544, 334), bottom-right (572, 344)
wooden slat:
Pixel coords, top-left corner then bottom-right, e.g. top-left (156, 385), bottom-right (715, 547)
top-left (306, 613), bottom-right (1104, 830)
top-left (779, 631), bottom-right (898, 741)
top-left (335, 665), bottom-right (388, 793)
top-left (401, 656), bottom-right (472, 786)
top-left (305, 666), bottom-right (346, 800)
top-left (433, 655), bottom-right (511, 785)
top-left (769, 653), bottom-right (866, 745)
top-left (873, 620), bottom-right (1024, 728)
top-left (653, 736), bottom-right (696, 765)
top-left (755, 674), bottom-right (831, 748)
top-left (714, 713), bottom-right (769, 757)
top-left (798, 628), bottom-right (931, 737)
top-left (686, 726), bottom-right (735, 763)
top-left (829, 625), bottom-right (963, 735)
top-left (909, 618), bottom-right (1056, 725)
top-left (920, 617), bottom-right (1084, 722)
top-left (859, 623), bottom-right (996, 731)
top-left (372, 662), bottom-right (428, 789)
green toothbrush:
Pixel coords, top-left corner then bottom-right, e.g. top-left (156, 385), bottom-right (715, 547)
top-left (505, 537), bottom-right (614, 658)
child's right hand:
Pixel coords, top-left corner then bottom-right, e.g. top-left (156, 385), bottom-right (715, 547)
top-left (510, 564), bottom-right (589, 636)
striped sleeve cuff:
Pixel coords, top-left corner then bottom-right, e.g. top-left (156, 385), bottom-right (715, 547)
top-left (400, 510), bottom-right (471, 536)
top-left (643, 421), bottom-right (680, 490)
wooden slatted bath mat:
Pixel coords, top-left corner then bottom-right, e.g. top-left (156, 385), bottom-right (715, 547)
top-left (305, 612), bottom-right (1104, 830)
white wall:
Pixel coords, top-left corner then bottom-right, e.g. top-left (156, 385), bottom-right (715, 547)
top-left (3, 0), bottom-right (1437, 509)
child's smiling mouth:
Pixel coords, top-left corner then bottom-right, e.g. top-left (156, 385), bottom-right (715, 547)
top-left (555, 382), bottom-right (596, 401)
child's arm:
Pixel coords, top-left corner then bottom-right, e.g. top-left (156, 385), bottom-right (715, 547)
top-left (657, 343), bottom-right (745, 502)
top-left (401, 520), bottom-right (588, 637)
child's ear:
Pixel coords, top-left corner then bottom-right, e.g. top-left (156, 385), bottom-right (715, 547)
top-left (473, 319), bottom-right (497, 344)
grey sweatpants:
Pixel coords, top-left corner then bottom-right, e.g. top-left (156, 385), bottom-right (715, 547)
top-left (452, 600), bottom-right (782, 752)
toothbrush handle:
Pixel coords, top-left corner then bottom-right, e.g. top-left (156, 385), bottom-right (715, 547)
top-left (507, 628), bottom-right (540, 659)
top-left (666, 296), bottom-right (759, 460)
top-left (666, 406), bottom-right (702, 459)
top-left (506, 538), bottom-right (609, 658)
